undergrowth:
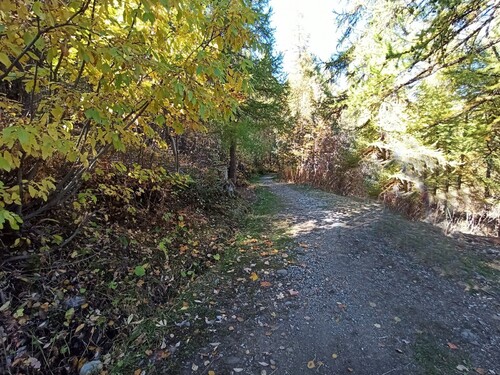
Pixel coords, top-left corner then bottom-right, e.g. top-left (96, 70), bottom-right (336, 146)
top-left (0, 167), bottom-right (250, 375)
top-left (0, 173), bottom-right (289, 374)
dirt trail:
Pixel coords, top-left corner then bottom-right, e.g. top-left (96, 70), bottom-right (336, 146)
top-left (181, 177), bottom-right (499, 375)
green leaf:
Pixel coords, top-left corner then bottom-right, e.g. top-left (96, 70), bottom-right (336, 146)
top-left (84, 108), bottom-right (100, 122)
top-left (32, 2), bottom-right (46, 19)
top-left (213, 254), bottom-right (221, 261)
top-left (155, 115), bottom-right (166, 126)
top-left (13, 307), bottom-right (24, 318)
top-left (17, 128), bottom-right (29, 148)
top-left (142, 12), bottom-right (155, 23)
top-left (0, 156), bottom-right (11, 171)
top-left (134, 265), bottom-right (146, 277)
top-left (65, 307), bottom-right (75, 321)
top-left (112, 133), bottom-right (125, 152)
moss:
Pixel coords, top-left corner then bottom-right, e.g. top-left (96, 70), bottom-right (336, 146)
top-left (413, 335), bottom-right (470, 375)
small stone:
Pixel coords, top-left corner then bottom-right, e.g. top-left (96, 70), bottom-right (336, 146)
top-left (461, 329), bottom-right (479, 342)
top-left (79, 361), bottom-right (103, 375)
top-left (65, 296), bottom-right (86, 309)
top-left (225, 356), bottom-right (240, 365)
top-left (277, 269), bottom-right (288, 276)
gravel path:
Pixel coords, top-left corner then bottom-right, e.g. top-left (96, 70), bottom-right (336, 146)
top-left (182, 177), bottom-right (499, 375)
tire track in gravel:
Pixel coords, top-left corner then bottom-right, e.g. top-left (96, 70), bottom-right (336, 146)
top-left (182, 177), bottom-right (499, 375)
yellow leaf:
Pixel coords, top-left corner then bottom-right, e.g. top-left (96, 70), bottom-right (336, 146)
top-left (249, 272), bottom-right (259, 281)
top-left (0, 52), bottom-right (10, 68)
top-left (307, 360), bottom-right (316, 369)
top-left (332, 353), bottom-right (338, 359)
top-left (208, 371), bottom-right (216, 375)
top-left (75, 323), bottom-right (85, 333)
top-left (28, 185), bottom-right (37, 198)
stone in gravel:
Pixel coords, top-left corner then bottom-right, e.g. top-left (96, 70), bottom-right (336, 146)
top-left (461, 329), bottom-right (479, 343)
top-left (79, 361), bottom-right (103, 375)
top-left (224, 356), bottom-right (241, 365)
top-left (276, 269), bottom-right (288, 276)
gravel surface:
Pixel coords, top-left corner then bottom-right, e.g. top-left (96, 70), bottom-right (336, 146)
top-left (181, 177), bottom-right (500, 375)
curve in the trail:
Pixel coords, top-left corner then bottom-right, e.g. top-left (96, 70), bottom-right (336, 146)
top-left (183, 177), bottom-right (499, 375)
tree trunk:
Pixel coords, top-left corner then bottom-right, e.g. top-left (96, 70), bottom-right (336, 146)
top-left (228, 139), bottom-right (237, 184)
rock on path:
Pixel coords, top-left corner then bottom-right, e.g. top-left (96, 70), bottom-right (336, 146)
top-left (182, 177), bottom-right (499, 375)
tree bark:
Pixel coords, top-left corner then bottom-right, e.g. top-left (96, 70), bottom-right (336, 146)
top-left (228, 139), bottom-right (237, 184)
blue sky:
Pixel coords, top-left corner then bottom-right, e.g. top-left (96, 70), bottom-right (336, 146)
top-left (269, 0), bottom-right (342, 74)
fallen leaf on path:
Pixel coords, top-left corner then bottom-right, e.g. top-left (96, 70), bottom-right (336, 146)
top-left (332, 353), bottom-right (338, 359)
top-left (249, 272), bottom-right (259, 281)
top-left (75, 323), bottom-right (85, 333)
top-left (233, 368), bottom-right (243, 373)
top-left (307, 360), bottom-right (316, 369)
top-left (394, 316), bottom-right (401, 323)
top-left (348, 367), bottom-right (354, 372)
top-left (288, 289), bottom-right (299, 296)
top-left (447, 342), bottom-right (458, 350)
top-left (374, 323), bottom-right (381, 328)
top-left (475, 368), bottom-right (486, 374)
top-left (258, 362), bottom-right (269, 366)
top-left (26, 357), bottom-right (41, 370)
top-left (260, 281), bottom-right (272, 287)
top-left (456, 365), bottom-right (469, 372)
top-left (191, 363), bottom-right (199, 371)
top-left (208, 371), bottom-right (216, 375)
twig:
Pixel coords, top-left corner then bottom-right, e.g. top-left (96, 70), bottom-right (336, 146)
top-left (381, 363), bottom-right (410, 375)
top-left (57, 212), bottom-right (94, 249)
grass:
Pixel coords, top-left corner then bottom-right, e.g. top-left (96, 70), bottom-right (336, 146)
top-left (369, 212), bottom-right (500, 294)
top-left (413, 334), bottom-right (470, 375)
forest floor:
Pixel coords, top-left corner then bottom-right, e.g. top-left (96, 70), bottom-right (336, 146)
top-left (169, 176), bottom-right (499, 375)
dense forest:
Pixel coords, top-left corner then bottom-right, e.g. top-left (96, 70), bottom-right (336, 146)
top-left (0, 0), bottom-right (498, 373)
top-left (280, 0), bottom-right (500, 233)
